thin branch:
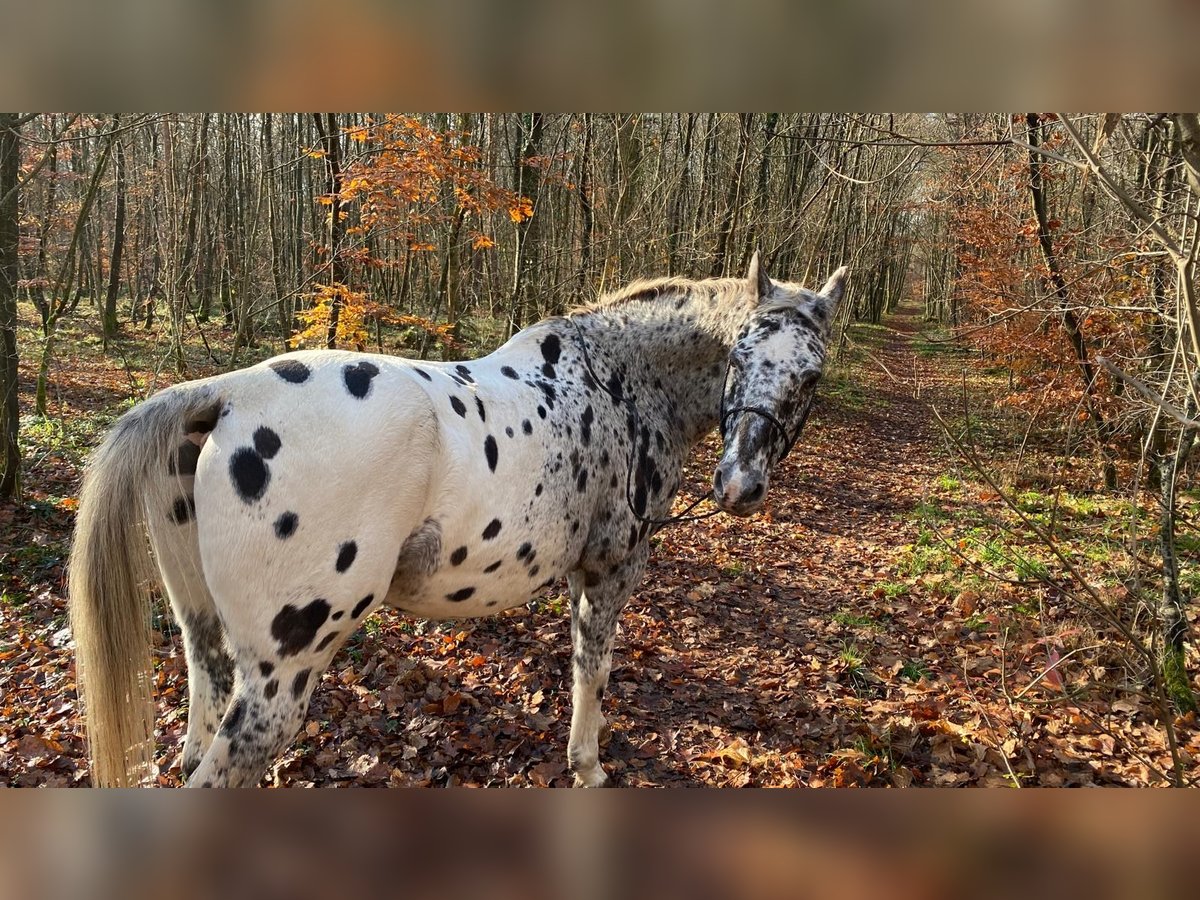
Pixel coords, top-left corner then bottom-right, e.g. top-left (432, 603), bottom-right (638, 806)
top-left (1097, 357), bottom-right (1200, 430)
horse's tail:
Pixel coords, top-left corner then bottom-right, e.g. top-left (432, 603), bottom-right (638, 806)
top-left (69, 377), bottom-right (225, 787)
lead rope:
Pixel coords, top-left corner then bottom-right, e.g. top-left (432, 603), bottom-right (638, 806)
top-left (567, 317), bottom-right (723, 534)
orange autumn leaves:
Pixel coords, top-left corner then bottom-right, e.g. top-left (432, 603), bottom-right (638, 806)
top-left (297, 115), bottom-right (533, 349)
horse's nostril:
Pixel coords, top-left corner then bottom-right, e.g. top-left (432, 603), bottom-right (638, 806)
top-left (746, 482), bottom-right (765, 502)
top-left (713, 469), bottom-right (725, 492)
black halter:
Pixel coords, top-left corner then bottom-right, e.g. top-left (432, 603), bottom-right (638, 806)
top-left (719, 395), bottom-right (812, 469)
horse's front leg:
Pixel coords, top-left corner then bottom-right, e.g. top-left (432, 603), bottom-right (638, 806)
top-left (566, 547), bottom-right (648, 787)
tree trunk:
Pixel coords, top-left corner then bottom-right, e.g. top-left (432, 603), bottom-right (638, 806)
top-left (508, 112), bottom-right (544, 337)
top-left (313, 113), bottom-right (346, 348)
top-left (710, 113), bottom-right (753, 277)
top-left (576, 113), bottom-right (594, 298)
top-left (1159, 418), bottom-right (1199, 713)
top-left (103, 122), bottom-right (127, 344)
top-left (1026, 113), bottom-right (1116, 489)
top-left (0, 113), bottom-right (20, 500)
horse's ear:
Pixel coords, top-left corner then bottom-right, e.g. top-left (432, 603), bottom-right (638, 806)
top-left (808, 266), bottom-right (847, 330)
top-left (820, 266), bottom-right (848, 305)
top-left (746, 250), bottom-right (772, 300)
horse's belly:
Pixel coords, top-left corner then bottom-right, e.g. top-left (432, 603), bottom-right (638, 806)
top-left (385, 567), bottom-right (553, 619)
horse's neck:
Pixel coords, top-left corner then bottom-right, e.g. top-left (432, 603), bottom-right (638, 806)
top-left (576, 300), bottom-right (752, 444)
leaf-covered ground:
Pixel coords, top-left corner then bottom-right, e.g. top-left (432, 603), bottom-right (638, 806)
top-left (3, 303), bottom-right (1199, 786)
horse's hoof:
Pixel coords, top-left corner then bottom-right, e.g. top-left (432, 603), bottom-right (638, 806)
top-left (573, 767), bottom-right (608, 788)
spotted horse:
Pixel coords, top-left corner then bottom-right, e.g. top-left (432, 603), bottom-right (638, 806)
top-left (68, 254), bottom-right (846, 787)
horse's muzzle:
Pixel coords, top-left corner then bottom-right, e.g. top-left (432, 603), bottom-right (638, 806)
top-left (712, 464), bottom-right (767, 517)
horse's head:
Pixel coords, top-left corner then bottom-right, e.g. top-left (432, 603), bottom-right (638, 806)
top-left (713, 254), bottom-right (846, 516)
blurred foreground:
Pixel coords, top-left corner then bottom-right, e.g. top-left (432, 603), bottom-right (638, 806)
top-left (0, 791), bottom-right (1193, 900)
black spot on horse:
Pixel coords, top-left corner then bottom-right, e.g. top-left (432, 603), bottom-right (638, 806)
top-left (336, 541), bottom-right (358, 573)
top-left (484, 560), bottom-right (502, 573)
top-left (332, 611), bottom-right (344, 621)
top-left (270, 359), bottom-right (311, 384)
top-left (522, 419), bottom-right (533, 435)
top-left (516, 542), bottom-right (533, 561)
top-left (292, 669), bottom-right (311, 700)
top-left (271, 599), bottom-right (331, 657)
top-left (223, 699), bottom-right (246, 734)
top-left (253, 426), bottom-right (282, 459)
top-left (606, 373), bottom-right (624, 404)
top-left (501, 366), bottom-right (519, 379)
top-left (529, 565), bottom-right (540, 578)
top-left (447, 587), bottom-right (476, 602)
top-left (455, 365), bottom-right (475, 383)
top-left (475, 396), bottom-right (487, 422)
top-left (628, 525), bottom-right (638, 550)
top-left (274, 512), bottom-right (298, 539)
top-left (451, 546), bottom-right (468, 566)
top-left (315, 632), bottom-right (339, 653)
top-left (259, 661), bottom-right (275, 677)
top-left (576, 469), bottom-right (588, 492)
top-left (171, 495), bottom-right (195, 525)
top-left (484, 435), bottom-right (499, 472)
top-left (450, 396), bottom-right (467, 417)
top-left (229, 448), bottom-right (269, 503)
top-left (482, 518), bottom-right (502, 540)
top-left (506, 426), bottom-right (514, 438)
top-left (596, 685), bottom-right (605, 701)
top-left (584, 570), bottom-right (601, 587)
top-left (541, 334), bottom-right (562, 365)
top-left (343, 361), bottom-right (380, 399)
top-left (170, 440), bottom-right (201, 476)
top-left (580, 406), bottom-right (594, 445)
top-left (537, 406), bottom-right (547, 419)
top-left (414, 367), bottom-right (432, 381)
top-left (352, 594), bottom-right (374, 619)
top-left (536, 381), bottom-right (556, 407)
top-left (542, 363), bottom-right (556, 379)
top-left (535, 483), bottom-right (543, 496)
top-left (264, 679), bottom-right (278, 700)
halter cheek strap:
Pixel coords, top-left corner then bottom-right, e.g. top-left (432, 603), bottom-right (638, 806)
top-left (719, 398), bottom-right (812, 467)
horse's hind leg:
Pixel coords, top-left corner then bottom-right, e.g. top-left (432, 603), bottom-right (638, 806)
top-left (184, 578), bottom-right (386, 788)
top-left (149, 514), bottom-right (233, 780)
top-left (567, 547), bottom-right (648, 787)
top-left (186, 653), bottom-right (323, 788)
top-left (183, 620), bottom-right (363, 788)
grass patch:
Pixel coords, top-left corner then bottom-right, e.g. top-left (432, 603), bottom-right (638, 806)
top-left (900, 659), bottom-right (933, 682)
top-left (820, 372), bottom-right (870, 412)
top-left (934, 473), bottom-right (961, 492)
top-left (833, 610), bottom-right (883, 630)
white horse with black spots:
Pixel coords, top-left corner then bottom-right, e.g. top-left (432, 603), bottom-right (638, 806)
top-left (69, 254), bottom-right (846, 787)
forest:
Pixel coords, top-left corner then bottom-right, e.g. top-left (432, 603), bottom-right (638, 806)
top-left (2, 113), bottom-right (1200, 786)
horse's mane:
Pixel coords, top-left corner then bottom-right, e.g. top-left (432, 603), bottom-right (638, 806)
top-left (571, 274), bottom-right (749, 314)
